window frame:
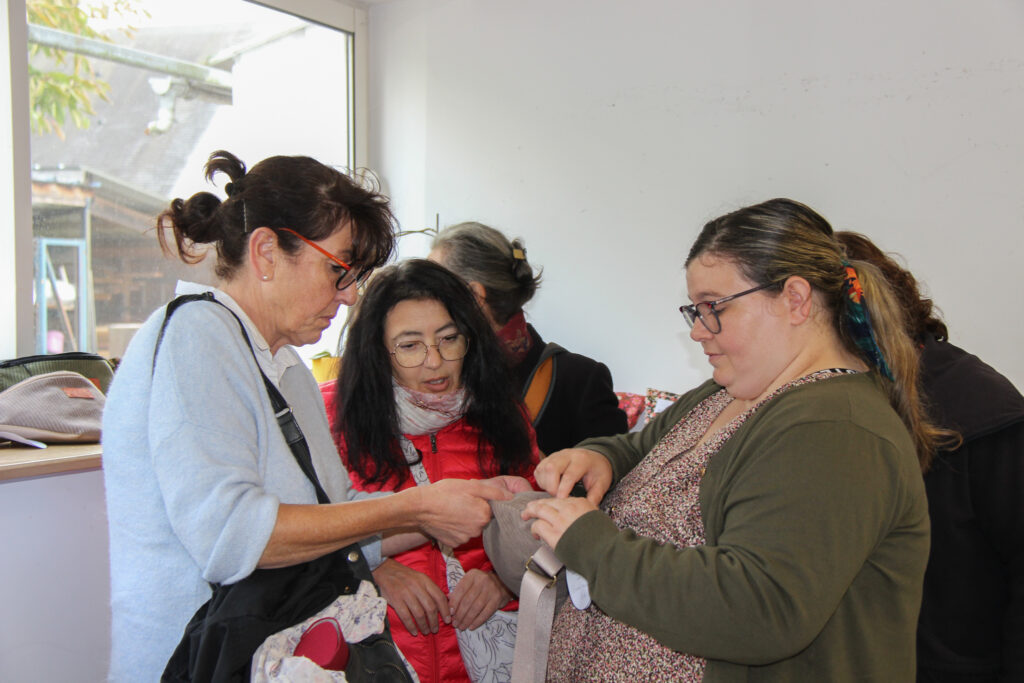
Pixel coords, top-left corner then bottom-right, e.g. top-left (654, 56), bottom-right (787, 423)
top-left (1, 0), bottom-right (369, 359)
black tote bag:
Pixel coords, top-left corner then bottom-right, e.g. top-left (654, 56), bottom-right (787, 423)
top-left (162, 544), bottom-right (411, 683)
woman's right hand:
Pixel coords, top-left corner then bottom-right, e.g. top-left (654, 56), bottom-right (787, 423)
top-left (373, 559), bottom-right (450, 636)
top-left (534, 448), bottom-right (612, 504)
top-left (415, 479), bottom-right (513, 548)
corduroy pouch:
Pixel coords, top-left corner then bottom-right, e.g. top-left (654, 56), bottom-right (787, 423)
top-left (0, 370), bottom-right (105, 447)
top-left (0, 352), bottom-right (115, 394)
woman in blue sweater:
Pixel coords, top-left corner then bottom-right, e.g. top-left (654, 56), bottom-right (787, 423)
top-left (102, 151), bottom-right (518, 680)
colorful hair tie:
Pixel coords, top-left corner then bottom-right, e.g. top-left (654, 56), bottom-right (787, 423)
top-left (511, 248), bottom-right (526, 261)
top-left (842, 261), bottom-right (894, 380)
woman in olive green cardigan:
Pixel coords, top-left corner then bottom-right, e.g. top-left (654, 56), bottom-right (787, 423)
top-left (523, 198), bottom-right (943, 682)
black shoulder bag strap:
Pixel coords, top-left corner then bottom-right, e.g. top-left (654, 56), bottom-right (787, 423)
top-left (153, 292), bottom-right (329, 502)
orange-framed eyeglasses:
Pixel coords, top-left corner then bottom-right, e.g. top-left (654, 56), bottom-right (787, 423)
top-left (276, 227), bottom-right (370, 291)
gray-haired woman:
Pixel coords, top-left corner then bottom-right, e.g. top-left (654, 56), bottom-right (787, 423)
top-left (429, 221), bottom-right (627, 455)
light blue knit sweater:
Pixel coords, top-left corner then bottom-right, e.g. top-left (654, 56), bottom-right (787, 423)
top-left (102, 282), bottom-right (380, 681)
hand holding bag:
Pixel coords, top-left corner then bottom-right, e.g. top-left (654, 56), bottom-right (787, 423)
top-left (155, 294), bottom-right (414, 683)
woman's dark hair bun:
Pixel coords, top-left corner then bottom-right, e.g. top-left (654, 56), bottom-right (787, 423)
top-left (157, 149), bottom-right (396, 280)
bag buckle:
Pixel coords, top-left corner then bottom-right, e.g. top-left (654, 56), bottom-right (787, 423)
top-left (524, 546), bottom-right (563, 589)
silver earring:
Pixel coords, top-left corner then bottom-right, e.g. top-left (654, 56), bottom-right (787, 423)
top-left (262, 275), bottom-right (269, 281)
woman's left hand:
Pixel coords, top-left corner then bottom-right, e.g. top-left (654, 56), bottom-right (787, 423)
top-left (448, 569), bottom-right (513, 631)
top-left (522, 496), bottom-right (599, 550)
top-left (373, 559), bottom-right (450, 636)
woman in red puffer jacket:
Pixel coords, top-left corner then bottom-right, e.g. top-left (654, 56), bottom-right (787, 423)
top-left (323, 259), bottom-right (540, 683)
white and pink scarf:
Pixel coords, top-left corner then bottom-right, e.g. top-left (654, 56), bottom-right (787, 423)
top-left (393, 379), bottom-right (467, 437)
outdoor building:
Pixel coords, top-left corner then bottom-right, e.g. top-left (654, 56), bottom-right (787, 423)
top-left (27, 1), bottom-right (353, 359)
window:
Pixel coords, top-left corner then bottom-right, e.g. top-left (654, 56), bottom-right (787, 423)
top-left (4, 0), bottom-right (367, 363)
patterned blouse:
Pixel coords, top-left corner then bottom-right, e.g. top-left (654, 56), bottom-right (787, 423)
top-left (545, 369), bottom-right (858, 682)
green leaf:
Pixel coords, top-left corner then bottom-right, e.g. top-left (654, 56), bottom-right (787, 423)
top-left (27, 0), bottom-right (143, 137)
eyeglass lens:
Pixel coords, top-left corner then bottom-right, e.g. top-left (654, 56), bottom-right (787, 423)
top-left (695, 303), bottom-right (720, 333)
top-left (392, 334), bottom-right (469, 367)
top-left (680, 304), bottom-right (720, 334)
top-left (335, 268), bottom-right (369, 291)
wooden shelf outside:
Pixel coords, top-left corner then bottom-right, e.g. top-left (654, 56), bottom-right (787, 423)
top-left (0, 442), bottom-right (102, 481)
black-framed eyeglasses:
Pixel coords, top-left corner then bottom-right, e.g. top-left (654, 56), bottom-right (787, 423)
top-left (276, 227), bottom-right (371, 291)
top-left (679, 281), bottom-right (782, 334)
top-left (389, 333), bottom-right (471, 368)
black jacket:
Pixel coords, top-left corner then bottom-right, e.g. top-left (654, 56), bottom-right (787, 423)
top-left (916, 336), bottom-right (1024, 683)
top-left (512, 325), bottom-right (627, 455)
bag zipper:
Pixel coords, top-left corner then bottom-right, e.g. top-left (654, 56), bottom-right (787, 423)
top-left (0, 351), bottom-right (107, 368)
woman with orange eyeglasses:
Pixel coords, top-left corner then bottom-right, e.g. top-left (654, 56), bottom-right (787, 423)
top-left (101, 150), bottom-right (521, 681)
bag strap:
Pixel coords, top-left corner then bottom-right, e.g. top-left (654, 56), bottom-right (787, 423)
top-left (523, 356), bottom-right (554, 423)
top-left (521, 342), bottom-right (565, 425)
top-left (401, 443), bottom-right (467, 585)
top-left (153, 292), bottom-right (330, 504)
top-left (511, 544), bottom-right (565, 683)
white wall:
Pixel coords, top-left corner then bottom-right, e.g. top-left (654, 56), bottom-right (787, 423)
top-left (0, 469), bottom-right (111, 682)
top-left (366, 0), bottom-right (1024, 395)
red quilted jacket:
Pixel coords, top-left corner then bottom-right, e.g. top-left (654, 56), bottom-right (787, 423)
top-left (321, 382), bottom-right (540, 682)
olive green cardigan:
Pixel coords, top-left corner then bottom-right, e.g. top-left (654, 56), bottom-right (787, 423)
top-left (559, 372), bottom-right (928, 682)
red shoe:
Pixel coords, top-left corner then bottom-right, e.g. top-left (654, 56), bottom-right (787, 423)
top-left (293, 617), bottom-right (350, 671)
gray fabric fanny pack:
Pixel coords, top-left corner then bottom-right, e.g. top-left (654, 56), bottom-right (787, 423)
top-left (0, 370), bottom-right (105, 447)
top-left (483, 491), bottom-right (569, 606)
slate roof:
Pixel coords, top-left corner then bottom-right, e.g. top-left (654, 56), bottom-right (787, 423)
top-left (30, 22), bottom-right (258, 202)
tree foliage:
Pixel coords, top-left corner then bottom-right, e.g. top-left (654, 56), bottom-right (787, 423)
top-left (27, 0), bottom-right (145, 138)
